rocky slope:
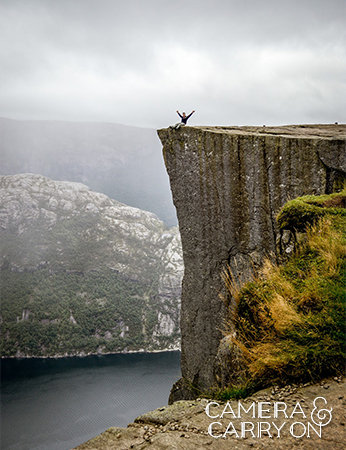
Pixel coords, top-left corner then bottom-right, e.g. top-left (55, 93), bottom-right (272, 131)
top-left (0, 174), bottom-right (183, 357)
top-left (0, 117), bottom-right (176, 225)
top-left (158, 124), bottom-right (346, 399)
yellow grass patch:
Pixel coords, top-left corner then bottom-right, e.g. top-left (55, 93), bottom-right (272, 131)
top-left (268, 294), bottom-right (303, 333)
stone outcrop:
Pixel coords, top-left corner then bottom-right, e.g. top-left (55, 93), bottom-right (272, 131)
top-left (0, 173), bottom-right (182, 283)
top-left (74, 376), bottom-right (346, 450)
top-left (158, 124), bottom-right (346, 400)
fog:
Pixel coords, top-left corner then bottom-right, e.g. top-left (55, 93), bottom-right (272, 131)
top-left (1, 0), bottom-right (345, 128)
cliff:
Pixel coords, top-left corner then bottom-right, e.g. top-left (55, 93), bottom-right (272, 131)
top-left (158, 124), bottom-right (346, 400)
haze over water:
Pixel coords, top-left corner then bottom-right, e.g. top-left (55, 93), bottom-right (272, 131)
top-left (1, 351), bottom-right (181, 450)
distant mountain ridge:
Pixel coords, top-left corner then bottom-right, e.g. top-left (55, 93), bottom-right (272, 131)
top-left (0, 174), bottom-right (183, 357)
top-left (0, 117), bottom-right (176, 226)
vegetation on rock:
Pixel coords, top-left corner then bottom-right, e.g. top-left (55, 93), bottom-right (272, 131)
top-left (277, 190), bottom-right (346, 232)
top-left (1, 269), bottom-right (181, 357)
top-left (217, 190), bottom-right (346, 398)
top-left (0, 174), bottom-right (183, 357)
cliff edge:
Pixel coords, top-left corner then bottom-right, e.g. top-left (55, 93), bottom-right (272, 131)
top-left (158, 124), bottom-right (346, 401)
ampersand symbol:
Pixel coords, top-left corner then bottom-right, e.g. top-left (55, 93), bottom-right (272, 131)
top-left (311, 397), bottom-right (333, 427)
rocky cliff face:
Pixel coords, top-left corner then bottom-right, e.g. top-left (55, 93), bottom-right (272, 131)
top-left (158, 124), bottom-right (346, 400)
top-left (0, 174), bottom-right (183, 356)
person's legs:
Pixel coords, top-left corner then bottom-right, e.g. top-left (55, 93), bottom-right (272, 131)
top-left (170, 123), bottom-right (183, 129)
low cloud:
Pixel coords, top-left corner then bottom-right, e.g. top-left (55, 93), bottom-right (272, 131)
top-left (1, 0), bottom-right (345, 128)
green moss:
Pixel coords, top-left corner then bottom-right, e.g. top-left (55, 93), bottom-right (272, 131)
top-left (277, 189), bottom-right (346, 232)
top-left (205, 382), bottom-right (256, 401)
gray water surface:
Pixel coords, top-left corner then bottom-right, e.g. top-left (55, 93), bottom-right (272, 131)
top-left (1, 351), bottom-right (181, 450)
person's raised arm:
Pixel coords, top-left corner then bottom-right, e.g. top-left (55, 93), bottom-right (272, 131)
top-left (186, 110), bottom-right (195, 119)
top-left (176, 110), bottom-right (182, 118)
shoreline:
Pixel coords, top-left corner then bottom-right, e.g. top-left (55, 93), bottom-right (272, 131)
top-left (0, 346), bottom-right (181, 360)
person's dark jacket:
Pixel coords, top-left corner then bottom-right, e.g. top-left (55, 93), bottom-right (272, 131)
top-left (178, 111), bottom-right (194, 124)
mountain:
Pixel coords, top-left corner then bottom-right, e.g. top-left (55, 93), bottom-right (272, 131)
top-left (0, 117), bottom-right (177, 226)
top-left (0, 174), bottom-right (183, 357)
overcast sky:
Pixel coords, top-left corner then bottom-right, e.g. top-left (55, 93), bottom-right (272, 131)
top-left (1, 0), bottom-right (345, 129)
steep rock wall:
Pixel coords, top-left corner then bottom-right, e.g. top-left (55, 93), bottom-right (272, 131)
top-left (158, 124), bottom-right (346, 400)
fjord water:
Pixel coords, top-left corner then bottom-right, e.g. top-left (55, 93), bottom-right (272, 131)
top-left (1, 351), bottom-right (181, 450)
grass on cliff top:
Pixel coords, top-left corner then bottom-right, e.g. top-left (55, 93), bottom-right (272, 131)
top-left (218, 191), bottom-right (346, 398)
